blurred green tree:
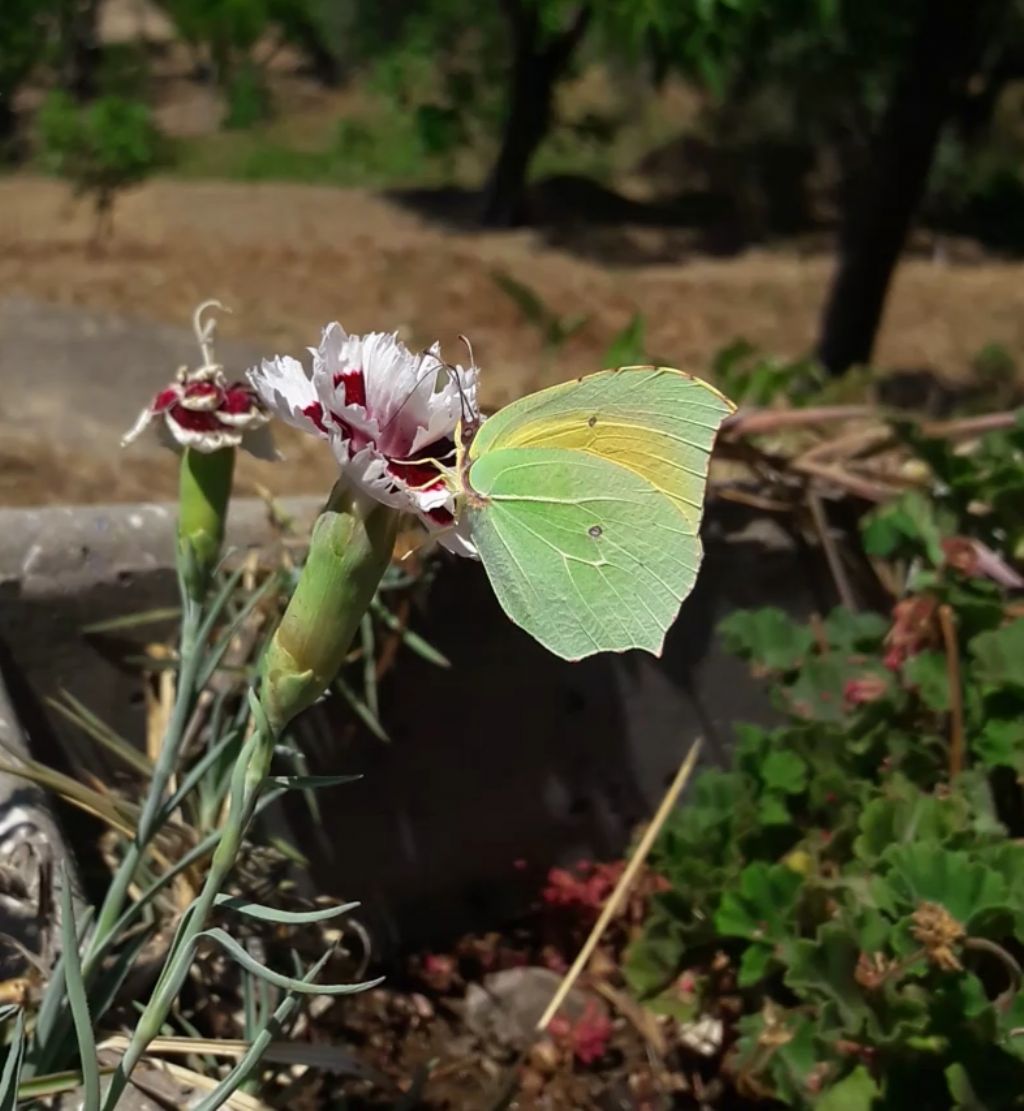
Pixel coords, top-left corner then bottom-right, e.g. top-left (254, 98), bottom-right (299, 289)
top-left (37, 91), bottom-right (163, 246)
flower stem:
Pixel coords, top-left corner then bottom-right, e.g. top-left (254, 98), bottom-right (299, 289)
top-left (101, 712), bottom-right (275, 1111)
top-left (81, 599), bottom-right (204, 976)
top-left (104, 485), bottom-right (399, 1108)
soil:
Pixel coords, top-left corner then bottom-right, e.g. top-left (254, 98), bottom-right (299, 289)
top-left (3, 175), bottom-right (1024, 507)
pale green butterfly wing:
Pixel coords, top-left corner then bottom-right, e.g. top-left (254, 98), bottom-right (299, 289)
top-left (463, 366), bottom-right (734, 660)
top-left (469, 366), bottom-right (734, 528)
top-left (466, 446), bottom-right (701, 660)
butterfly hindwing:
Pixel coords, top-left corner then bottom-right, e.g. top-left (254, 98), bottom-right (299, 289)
top-left (466, 446), bottom-right (700, 660)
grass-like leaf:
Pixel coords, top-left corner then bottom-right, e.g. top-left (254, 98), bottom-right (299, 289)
top-left (263, 774), bottom-right (362, 790)
top-left (86, 928), bottom-right (155, 1035)
top-left (199, 572), bottom-right (282, 690)
top-left (48, 692), bottom-right (154, 776)
top-left (16, 1067), bottom-right (116, 1101)
top-left (190, 950), bottom-right (331, 1111)
top-left (334, 674), bottom-right (390, 742)
top-left (214, 894), bottom-right (360, 924)
top-left (195, 565), bottom-right (249, 649)
top-left (360, 613), bottom-right (379, 718)
top-left (59, 867), bottom-right (100, 1111)
top-left (159, 729), bottom-right (240, 825)
top-left (372, 600), bottom-right (450, 668)
top-left (0, 1009), bottom-right (26, 1111)
top-left (81, 607), bottom-right (182, 634)
top-left (0, 755), bottom-right (138, 836)
top-left (198, 928), bottom-right (381, 995)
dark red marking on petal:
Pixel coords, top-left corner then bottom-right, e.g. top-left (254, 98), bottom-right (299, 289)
top-left (388, 459), bottom-right (446, 490)
top-left (222, 383), bottom-right (259, 414)
top-left (386, 435), bottom-right (456, 490)
top-left (168, 405), bottom-right (221, 433)
top-left (332, 369), bottom-right (366, 407)
top-left (152, 387), bottom-right (179, 413)
top-left (427, 507), bottom-right (453, 525)
top-left (181, 381), bottom-right (222, 409)
top-left (302, 402), bottom-right (328, 434)
top-left (329, 410), bottom-right (371, 451)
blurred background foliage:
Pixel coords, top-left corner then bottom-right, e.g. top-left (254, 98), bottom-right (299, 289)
top-left (5, 0), bottom-right (1024, 372)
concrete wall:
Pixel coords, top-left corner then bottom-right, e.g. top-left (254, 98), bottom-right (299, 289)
top-left (0, 498), bottom-right (831, 952)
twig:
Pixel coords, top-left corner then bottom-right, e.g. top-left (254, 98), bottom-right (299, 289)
top-left (807, 491), bottom-right (857, 612)
top-left (920, 412), bottom-right (1019, 440)
top-left (964, 937), bottom-right (1021, 1011)
top-left (789, 458), bottom-right (897, 502)
top-left (938, 604), bottom-right (965, 778)
top-left (793, 426), bottom-right (895, 466)
top-left (722, 405), bottom-right (875, 436)
top-left (535, 739), bottom-right (702, 1033)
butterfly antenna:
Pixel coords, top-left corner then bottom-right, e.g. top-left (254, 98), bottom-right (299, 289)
top-left (451, 334), bottom-right (482, 438)
top-left (377, 348), bottom-right (448, 439)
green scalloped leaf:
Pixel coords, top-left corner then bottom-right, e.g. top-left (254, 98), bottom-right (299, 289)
top-left (715, 862), bottom-right (802, 942)
top-left (761, 750), bottom-right (808, 794)
top-left (719, 608), bottom-right (814, 671)
top-left (970, 621), bottom-right (1024, 691)
top-left (880, 844), bottom-right (1010, 930)
top-left (817, 1065), bottom-right (879, 1111)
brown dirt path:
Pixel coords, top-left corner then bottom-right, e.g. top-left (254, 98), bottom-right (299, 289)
top-left (2, 176), bottom-right (1024, 505)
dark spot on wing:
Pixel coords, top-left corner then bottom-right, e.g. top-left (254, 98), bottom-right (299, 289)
top-left (588, 525), bottom-right (602, 539)
top-left (587, 415), bottom-right (597, 427)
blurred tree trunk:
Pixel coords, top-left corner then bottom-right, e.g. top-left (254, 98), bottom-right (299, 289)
top-left (58, 0), bottom-right (101, 102)
top-left (481, 1), bottom-right (591, 228)
top-left (0, 100), bottom-right (16, 156)
top-left (817, 0), bottom-right (1007, 376)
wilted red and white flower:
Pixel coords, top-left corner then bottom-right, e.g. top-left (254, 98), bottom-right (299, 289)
top-left (123, 364), bottom-right (274, 457)
top-left (248, 323), bottom-right (480, 555)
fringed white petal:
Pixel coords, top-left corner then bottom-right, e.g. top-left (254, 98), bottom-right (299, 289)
top-left (248, 356), bottom-right (324, 437)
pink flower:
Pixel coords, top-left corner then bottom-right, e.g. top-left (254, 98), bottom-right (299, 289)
top-left (248, 323), bottom-right (479, 555)
top-left (550, 1000), bottom-right (613, 1065)
top-left (884, 595), bottom-right (939, 671)
top-left (843, 673), bottom-right (888, 706)
top-left (123, 365), bottom-right (274, 457)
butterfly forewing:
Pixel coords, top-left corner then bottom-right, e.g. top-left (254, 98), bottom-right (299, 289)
top-left (469, 366), bottom-right (734, 529)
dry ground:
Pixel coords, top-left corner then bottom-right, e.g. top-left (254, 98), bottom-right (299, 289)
top-left (3, 175), bottom-right (1024, 505)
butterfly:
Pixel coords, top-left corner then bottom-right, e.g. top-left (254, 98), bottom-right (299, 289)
top-left (443, 365), bottom-right (735, 661)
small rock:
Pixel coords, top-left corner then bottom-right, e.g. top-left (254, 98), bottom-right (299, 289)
top-left (463, 966), bottom-right (591, 1049)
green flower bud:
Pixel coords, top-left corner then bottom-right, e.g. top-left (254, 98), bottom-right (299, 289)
top-left (260, 482), bottom-right (399, 735)
top-left (178, 445), bottom-right (235, 600)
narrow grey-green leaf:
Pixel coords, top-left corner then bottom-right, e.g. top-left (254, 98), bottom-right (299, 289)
top-left (215, 894), bottom-right (360, 924)
top-left (17, 1067), bottom-right (115, 1101)
top-left (59, 868), bottom-right (100, 1111)
top-left (360, 613), bottom-right (379, 718)
top-left (191, 950), bottom-right (332, 1111)
top-left (160, 730), bottom-right (240, 824)
top-left (198, 928), bottom-right (381, 995)
top-left (81, 607), bottom-right (181, 633)
top-left (334, 675), bottom-right (389, 742)
top-left (0, 1010), bottom-right (26, 1111)
top-left (263, 774), bottom-right (361, 790)
top-left (372, 601), bottom-right (450, 668)
top-left (48, 692), bottom-right (153, 776)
